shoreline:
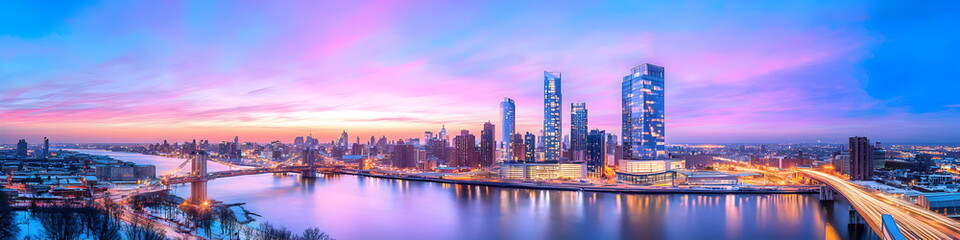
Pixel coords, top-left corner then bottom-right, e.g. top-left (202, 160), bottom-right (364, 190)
top-left (334, 170), bottom-right (820, 195)
top-left (66, 149), bottom-right (820, 195)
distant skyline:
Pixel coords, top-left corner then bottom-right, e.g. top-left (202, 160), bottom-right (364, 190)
top-left (1, 1), bottom-right (959, 144)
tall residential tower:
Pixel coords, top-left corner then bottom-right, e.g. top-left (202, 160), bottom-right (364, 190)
top-left (543, 71), bottom-right (562, 162)
top-left (570, 102), bottom-right (588, 161)
top-left (500, 98), bottom-right (516, 160)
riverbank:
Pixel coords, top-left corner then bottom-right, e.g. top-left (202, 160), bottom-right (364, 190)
top-left (335, 169), bottom-right (820, 194)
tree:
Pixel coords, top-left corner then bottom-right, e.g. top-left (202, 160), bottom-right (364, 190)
top-left (295, 227), bottom-right (334, 240)
top-left (124, 218), bottom-right (167, 240)
top-left (79, 207), bottom-right (121, 240)
top-left (0, 194), bottom-right (19, 240)
top-left (256, 222), bottom-right (293, 240)
top-left (33, 206), bottom-right (82, 240)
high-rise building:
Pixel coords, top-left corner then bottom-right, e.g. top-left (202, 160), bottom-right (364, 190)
top-left (500, 98), bottom-right (516, 160)
top-left (622, 63), bottom-right (665, 160)
top-left (426, 138), bottom-right (448, 162)
top-left (42, 137), bottom-right (49, 158)
top-left (586, 129), bottom-right (606, 178)
top-left (453, 130), bottom-right (478, 168)
top-left (294, 136), bottom-right (305, 146)
top-left (424, 131), bottom-right (434, 141)
top-left (338, 131), bottom-right (349, 148)
top-left (510, 133), bottom-right (526, 162)
top-left (480, 122), bottom-right (496, 167)
top-left (524, 132), bottom-right (537, 162)
top-left (439, 125), bottom-right (449, 146)
top-left (849, 136), bottom-right (874, 180)
top-left (392, 140), bottom-right (417, 169)
top-left (16, 139), bottom-right (28, 158)
top-left (570, 102), bottom-right (588, 160)
top-left (543, 71), bottom-right (562, 161)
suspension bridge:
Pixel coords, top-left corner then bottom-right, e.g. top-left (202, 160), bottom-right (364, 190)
top-left (159, 150), bottom-right (341, 206)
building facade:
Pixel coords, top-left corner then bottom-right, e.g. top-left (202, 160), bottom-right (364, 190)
top-left (480, 122), bottom-right (496, 167)
top-left (453, 130), bottom-right (478, 168)
top-left (543, 71), bottom-right (562, 161)
top-left (510, 133), bottom-right (526, 162)
top-left (570, 102), bottom-right (588, 161)
top-left (586, 129), bottom-right (606, 178)
top-left (849, 136), bottom-right (874, 180)
top-left (500, 98), bottom-right (516, 160)
top-left (524, 132), bottom-right (536, 162)
top-left (621, 63), bottom-right (665, 160)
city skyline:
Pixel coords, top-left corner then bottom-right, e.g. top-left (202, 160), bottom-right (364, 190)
top-left (2, 1), bottom-right (960, 144)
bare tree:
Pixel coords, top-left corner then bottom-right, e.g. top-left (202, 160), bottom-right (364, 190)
top-left (256, 222), bottom-right (293, 240)
top-left (33, 206), bottom-right (82, 240)
top-left (79, 207), bottom-right (121, 240)
top-left (295, 227), bottom-right (335, 240)
top-left (215, 206), bottom-right (240, 238)
top-left (124, 218), bottom-right (167, 240)
top-left (0, 194), bottom-right (19, 240)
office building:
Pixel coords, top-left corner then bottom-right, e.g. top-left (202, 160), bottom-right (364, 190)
top-left (16, 139), bottom-right (28, 158)
top-left (543, 71), bottom-right (562, 161)
top-left (570, 102), bottom-right (588, 161)
top-left (622, 63), bottom-right (665, 160)
top-left (586, 129), bottom-right (606, 178)
top-left (42, 137), bottom-right (49, 158)
top-left (873, 142), bottom-right (886, 170)
top-left (499, 162), bottom-right (586, 180)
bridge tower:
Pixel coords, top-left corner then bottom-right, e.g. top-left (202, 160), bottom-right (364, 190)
top-left (301, 149), bottom-right (317, 178)
top-left (186, 151), bottom-right (209, 205)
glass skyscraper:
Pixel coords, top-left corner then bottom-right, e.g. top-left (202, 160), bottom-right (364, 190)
top-left (543, 71), bottom-right (562, 162)
top-left (621, 63), bottom-right (665, 160)
top-left (500, 97), bottom-right (516, 160)
top-left (570, 102), bottom-right (588, 153)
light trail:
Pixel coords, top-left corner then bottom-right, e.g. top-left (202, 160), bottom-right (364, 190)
top-left (800, 169), bottom-right (960, 240)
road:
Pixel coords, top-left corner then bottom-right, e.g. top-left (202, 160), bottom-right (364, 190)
top-left (800, 169), bottom-right (960, 240)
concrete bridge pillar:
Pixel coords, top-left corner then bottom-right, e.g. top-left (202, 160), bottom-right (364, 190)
top-left (187, 151), bottom-right (209, 205)
top-left (819, 185), bottom-right (835, 201)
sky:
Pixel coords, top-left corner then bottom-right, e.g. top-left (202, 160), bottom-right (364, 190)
top-left (1, 0), bottom-right (959, 144)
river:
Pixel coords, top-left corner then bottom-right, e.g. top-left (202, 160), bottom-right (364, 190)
top-left (68, 149), bottom-right (868, 240)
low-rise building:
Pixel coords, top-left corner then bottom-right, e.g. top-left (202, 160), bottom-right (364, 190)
top-left (498, 162), bottom-right (586, 180)
top-left (918, 193), bottom-right (960, 215)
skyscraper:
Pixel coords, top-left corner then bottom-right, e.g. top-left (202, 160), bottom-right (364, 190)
top-left (586, 129), bottom-right (607, 178)
top-left (439, 125), bottom-right (449, 146)
top-left (622, 63), bottom-right (665, 160)
top-left (480, 121), bottom-right (496, 167)
top-left (570, 102), bottom-right (588, 160)
top-left (16, 139), bottom-right (28, 158)
top-left (500, 98), bottom-right (516, 160)
top-left (338, 131), bottom-right (349, 148)
top-left (849, 136), bottom-right (874, 180)
top-left (42, 137), bottom-right (49, 158)
top-left (543, 71), bottom-right (562, 162)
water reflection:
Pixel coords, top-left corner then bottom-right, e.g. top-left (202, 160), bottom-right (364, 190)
top-left (69, 149), bottom-right (848, 240)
